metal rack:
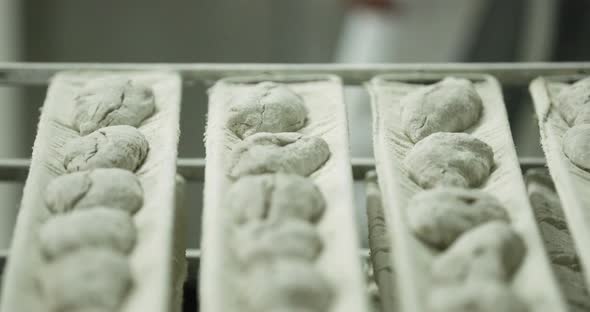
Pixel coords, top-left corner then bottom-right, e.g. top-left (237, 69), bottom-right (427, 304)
top-left (0, 61), bottom-right (568, 183)
top-left (0, 62), bottom-right (583, 310)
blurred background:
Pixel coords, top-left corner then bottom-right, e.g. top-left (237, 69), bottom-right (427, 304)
top-left (0, 0), bottom-right (588, 265)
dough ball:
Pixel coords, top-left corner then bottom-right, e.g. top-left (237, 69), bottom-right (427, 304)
top-left (563, 124), bottom-right (590, 171)
top-left (226, 173), bottom-right (325, 224)
top-left (44, 168), bottom-right (143, 214)
top-left (232, 219), bottom-right (323, 268)
top-left (63, 125), bottom-right (149, 172)
top-left (74, 77), bottom-right (155, 135)
top-left (41, 248), bottom-right (132, 312)
top-left (401, 77), bottom-right (483, 143)
top-left (404, 132), bottom-right (494, 188)
top-left (242, 260), bottom-right (333, 312)
top-left (227, 82), bottom-right (307, 139)
top-left (229, 132), bottom-right (330, 178)
top-left (407, 187), bottom-right (509, 249)
top-left (428, 280), bottom-right (528, 312)
top-left (39, 208), bottom-right (137, 260)
top-left (432, 221), bottom-right (526, 284)
top-left (556, 77), bottom-right (590, 126)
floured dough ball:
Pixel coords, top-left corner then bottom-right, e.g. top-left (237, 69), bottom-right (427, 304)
top-left (74, 77), bottom-right (155, 135)
top-left (39, 208), bottom-right (137, 260)
top-left (401, 77), bottom-right (483, 143)
top-left (428, 280), bottom-right (528, 312)
top-left (226, 173), bottom-right (325, 224)
top-left (404, 132), bottom-right (494, 188)
top-left (556, 77), bottom-right (590, 126)
top-left (41, 248), bottom-right (132, 312)
top-left (563, 124), bottom-right (590, 171)
top-left (229, 132), bottom-right (330, 178)
top-left (232, 219), bottom-right (322, 268)
top-left (63, 125), bottom-right (149, 172)
top-left (432, 221), bottom-right (526, 283)
top-left (227, 82), bottom-right (307, 139)
top-left (44, 168), bottom-right (143, 214)
top-left (242, 260), bottom-right (333, 312)
top-left (407, 187), bottom-right (509, 249)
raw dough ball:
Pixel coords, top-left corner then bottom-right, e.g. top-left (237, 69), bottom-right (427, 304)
top-left (44, 168), bottom-right (143, 214)
top-left (404, 132), bottom-right (494, 188)
top-left (226, 173), bottom-right (325, 224)
top-left (428, 280), bottom-right (528, 312)
top-left (401, 77), bottom-right (483, 143)
top-left (556, 77), bottom-right (590, 126)
top-left (227, 82), bottom-right (307, 139)
top-left (229, 132), bottom-right (330, 178)
top-left (407, 187), bottom-right (509, 249)
top-left (242, 260), bottom-right (333, 312)
top-left (563, 124), bottom-right (590, 171)
top-left (74, 77), bottom-right (155, 135)
top-left (232, 219), bottom-right (322, 268)
top-left (63, 125), bottom-right (149, 172)
top-left (432, 221), bottom-right (526, 283)
top-left (39, 208), bottom-right (137, 260)
top-left (41, 248), bottom-right (132, 312)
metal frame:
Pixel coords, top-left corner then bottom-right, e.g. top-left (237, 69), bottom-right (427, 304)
top-left (0, 62), bottom-right (565, 304)
top-left (0, 62), bottom-right (590, 86)
top-left (0, 157), bottom-right (549, 182)
top-left (0, 62), bottom-right (564, 183)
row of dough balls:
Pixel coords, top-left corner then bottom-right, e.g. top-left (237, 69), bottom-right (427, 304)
top-left (224, 82), bottom-right (333, 312)
top-left (555, 77), bottom-right (590, 171)
top-left (38, 77), bottom-right (154, 312)
top-left (399, 78), bottom-right (527, 311)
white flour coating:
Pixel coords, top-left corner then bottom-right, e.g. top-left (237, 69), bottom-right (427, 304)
top-left (556, 76), bottom-right (590, 126)
top-left (406, 187), bottom-right (509, 249)
top-left (229, 132), bottom-right (330, 178)
top-left (404, 132), bottom-right (494, 188)
top-left (44, 168), bottom-right (143, 214)
top-left (226, 173), bottom-right (325, 224)
top-left (226, 82), bottom-right (307, 139)
top-left (431, 221), bottom-right (526, 284)
top-left (63, 125), bottom-right (149, 172)
top-left (232, 219), bottom-right (322, 268)
top-left (401, 77), bottom-right (483, 143)
top-left (241, 260), bottom-right (333, 312)
top-left (41, 248), bottom-right (132, 312)
top-left (73, 76), bottom-right (155, 135)
top-left (39, 208), bottom-right (137, 260)
top-left (428, 280), bottom-right (528, 312)
top-left (563, 124), bottom-right (590, 171)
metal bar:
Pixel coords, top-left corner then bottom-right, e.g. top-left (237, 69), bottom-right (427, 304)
top-left (519, 156), bottom-right (548, 172)
top-left (0, 157), bottom-right (546, 182)
top-left (0, 62), bottom-right (590, 86)
top-left (0, 248), bottom-right (368, 273)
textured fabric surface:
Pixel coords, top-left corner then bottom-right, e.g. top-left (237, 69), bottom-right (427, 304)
top-left (201, 75), bottom-right (368, 312)
top-left (531, 76), bottom-right (590, 296)
top-left (0, 71), bottom-right (182, 312)
top-left (369, 74), bottom-right (566, 312)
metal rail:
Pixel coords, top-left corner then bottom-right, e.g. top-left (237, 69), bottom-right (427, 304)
top-left (0, 62), bottom-right (589, 86)
top-left (0, 157), bottom-right (545, 182)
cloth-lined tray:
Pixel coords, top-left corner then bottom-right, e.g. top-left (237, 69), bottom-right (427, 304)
top-left (530, 75), bottom-right (590, 290)
top-left (368, 73), bottom-right (566, 312)
top-left (0, 71), bottom-right (183, 312)
top-left (200, 75), bottom-right (368, 312)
